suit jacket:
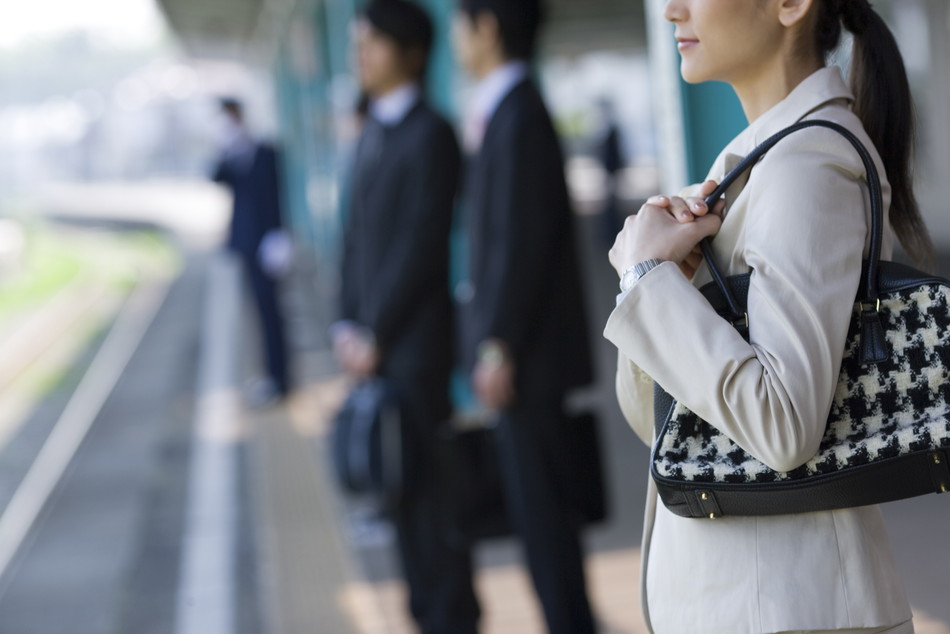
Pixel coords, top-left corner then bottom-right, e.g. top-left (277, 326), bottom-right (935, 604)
top-left (213, 142), bottom-right (284, 258)
top-left (462, 79), bottom-right (592, 398)
top-left (604, 67), bottom-right (912, 633)
top-left (341, 101), bottom-right (459, 411)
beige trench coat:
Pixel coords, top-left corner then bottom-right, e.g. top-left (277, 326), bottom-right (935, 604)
top-left (604, 67), bottom-right (914, 634)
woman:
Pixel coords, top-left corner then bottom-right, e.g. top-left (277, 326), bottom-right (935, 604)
top-left (605, 1), bottom-right (928, 632)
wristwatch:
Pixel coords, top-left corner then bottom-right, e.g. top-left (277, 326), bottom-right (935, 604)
top-left (620, 258), bottom-right (665, 292)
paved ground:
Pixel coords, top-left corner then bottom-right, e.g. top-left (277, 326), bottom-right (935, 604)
top-left (0, 182), bottom-right (946, 633)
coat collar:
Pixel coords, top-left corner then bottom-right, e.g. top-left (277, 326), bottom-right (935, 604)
top-left (711, 66), bottom-right (854, 180)
top-left (471, 61), bottom-right (530, 127)
top-left (462, 62), bottom-right (530, 153)
top-left (748, 65), bottom-right (854, 146)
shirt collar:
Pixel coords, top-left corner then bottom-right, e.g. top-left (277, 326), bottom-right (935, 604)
top-left (370, 82), bottom-right (421, 126)
top-left (471, 61), bottom-right (530, 124)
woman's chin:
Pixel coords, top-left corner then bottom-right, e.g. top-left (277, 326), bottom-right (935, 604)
top-left (678, 63), bottom-right (711, 85)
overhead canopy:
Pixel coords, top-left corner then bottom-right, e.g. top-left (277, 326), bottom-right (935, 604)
top-left (156, 0), bottom-right (646, 62)
top-left (545, 0), bottom-right (646, 54)
top-left (155, 0), bottom-right (289, 61)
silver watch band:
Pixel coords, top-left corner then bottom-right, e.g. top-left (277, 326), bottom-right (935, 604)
top-left (620, 258), bottom-right (665, 292)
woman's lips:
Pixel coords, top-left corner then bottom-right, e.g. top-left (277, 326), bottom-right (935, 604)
top-left (676, 38), bottom-right (699, 52)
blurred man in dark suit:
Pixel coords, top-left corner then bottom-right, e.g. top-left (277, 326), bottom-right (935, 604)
top-left (454, 0), bottom-right (597, 632)
top-left (597, 97), bottom-right (627, 247)
top-left (333, 2), bottom-right (479, 632)
top-left (213, 98), bottom-right (290, 405)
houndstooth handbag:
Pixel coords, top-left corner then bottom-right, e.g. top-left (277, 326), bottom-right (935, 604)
top-left (653, 120), bottom-right (950, 519)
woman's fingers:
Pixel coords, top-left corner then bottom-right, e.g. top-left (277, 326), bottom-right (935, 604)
top-left (666, 196), bottom-right (701, 222)
top-left (684, 196), bottom-right (709, 217)
top-left (698, 180), bottom-right (729, 219)
top-left (699, 179), bottom-right (719, 197)
top-left (711, 195), bottom-right (726, 218)
top-left (610, 199), bottom-right (721, 277)
top-left (690, 211), bottom-right (722, 239)
top-left (646, 192), bottom-right (708, 222)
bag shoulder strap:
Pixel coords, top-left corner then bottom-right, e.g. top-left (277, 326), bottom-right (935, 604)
top-left (699, 120), bottom-right (885, 350)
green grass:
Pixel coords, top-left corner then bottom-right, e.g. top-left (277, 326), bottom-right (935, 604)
top-left (0, 224), bottom-right (180, 323)
top-left (0, 231), bottom-right (83, 317)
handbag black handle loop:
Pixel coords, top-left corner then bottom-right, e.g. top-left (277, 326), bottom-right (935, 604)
top-left (698, 120), bottom-right (883, 323)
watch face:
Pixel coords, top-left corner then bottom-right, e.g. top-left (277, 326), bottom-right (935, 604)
top-left (621, 269), bottom-right (637, 292)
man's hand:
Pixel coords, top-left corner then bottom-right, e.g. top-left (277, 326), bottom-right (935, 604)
top-left (258, 229), bottom-right (294, 278)
top-left (332, 324), bottom-right (380, 378)
top-left (472, 339), bottom-right (515, 411)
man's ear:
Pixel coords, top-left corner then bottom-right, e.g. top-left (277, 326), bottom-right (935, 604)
top-left (404, 47), bottom-right (426, 82)
top-left (777, 0), bottom-right (815, 28)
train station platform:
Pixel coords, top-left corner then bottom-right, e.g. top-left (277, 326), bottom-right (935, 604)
top-left (0, 184), bottom-right (947, 633)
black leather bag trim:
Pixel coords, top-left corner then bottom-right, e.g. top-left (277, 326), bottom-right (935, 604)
top-left (652, 448), bottom-right (950, 519)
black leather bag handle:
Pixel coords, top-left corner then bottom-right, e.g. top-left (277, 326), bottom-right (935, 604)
top-left (698, 120), bottom-right (884, 323)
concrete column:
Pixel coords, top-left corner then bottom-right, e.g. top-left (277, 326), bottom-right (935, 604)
top-left (644, 0), bottom-right (688, 192)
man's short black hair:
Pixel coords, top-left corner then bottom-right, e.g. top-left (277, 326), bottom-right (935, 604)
top-left (363, 0), bottom-right (434, 80)
top-left (460, 0), bottom-right (544, 61)
top-left (219, 97), bottom-right (244, 120)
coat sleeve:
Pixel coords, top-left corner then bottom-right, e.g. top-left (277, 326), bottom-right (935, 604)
top-left (483, 114), bottom-right (566, 358)
top-left (364, 123), bottom-right (460, 352)
top-left (604, 130), bottom-right (869, 472)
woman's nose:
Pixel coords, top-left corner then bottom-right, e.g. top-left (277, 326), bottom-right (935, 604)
top-left (664, 0), bottom-right (687, 23)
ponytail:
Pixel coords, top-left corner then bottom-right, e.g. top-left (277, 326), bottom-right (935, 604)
top-left (815, 0), bottom-right (934, 270)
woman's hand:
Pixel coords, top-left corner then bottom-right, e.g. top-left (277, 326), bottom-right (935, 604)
top-left (609, 180), bottom-right (724, 280)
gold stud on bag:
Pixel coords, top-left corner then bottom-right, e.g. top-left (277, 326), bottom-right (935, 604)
top-left (652, 120), bottom-right (950, 518)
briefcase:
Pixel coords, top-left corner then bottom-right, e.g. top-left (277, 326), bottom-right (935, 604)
top-left (442, 410), bottom-right (608, 543)
top-left (330, 378), bottom-right (408, 511)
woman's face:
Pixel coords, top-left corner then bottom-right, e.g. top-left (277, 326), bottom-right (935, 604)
top-left (664, 0), bottom-right (786, 85)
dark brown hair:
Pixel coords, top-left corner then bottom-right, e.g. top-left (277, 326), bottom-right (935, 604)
top-left (362, 0), bottom-right (434, 81)
top-left (814, 0), bottom-right (933, 269)
top-left (461, 0), bottom-right (544, 61)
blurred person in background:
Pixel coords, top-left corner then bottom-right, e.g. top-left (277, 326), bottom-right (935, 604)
top-left (333, 1), bottom-right (479, 632)
top-left (596, 97), bottom-right (627, 247)
top-left (453, 1), bottom-right (597, 632)
top-left (212, 98), bottom-right (292, 406)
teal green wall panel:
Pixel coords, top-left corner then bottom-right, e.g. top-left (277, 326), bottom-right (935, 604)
top-left (273, 0), bottom-right (458, 269)
top-left (417, 0), bottom-right (457, 116)
top-left (680, 80), bottom-right (745, 183)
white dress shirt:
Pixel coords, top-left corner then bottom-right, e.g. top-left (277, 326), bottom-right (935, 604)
top-left (370, 82), bottom-right (421, 126)
top-left (462, 61), bottom-right (529, 152)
